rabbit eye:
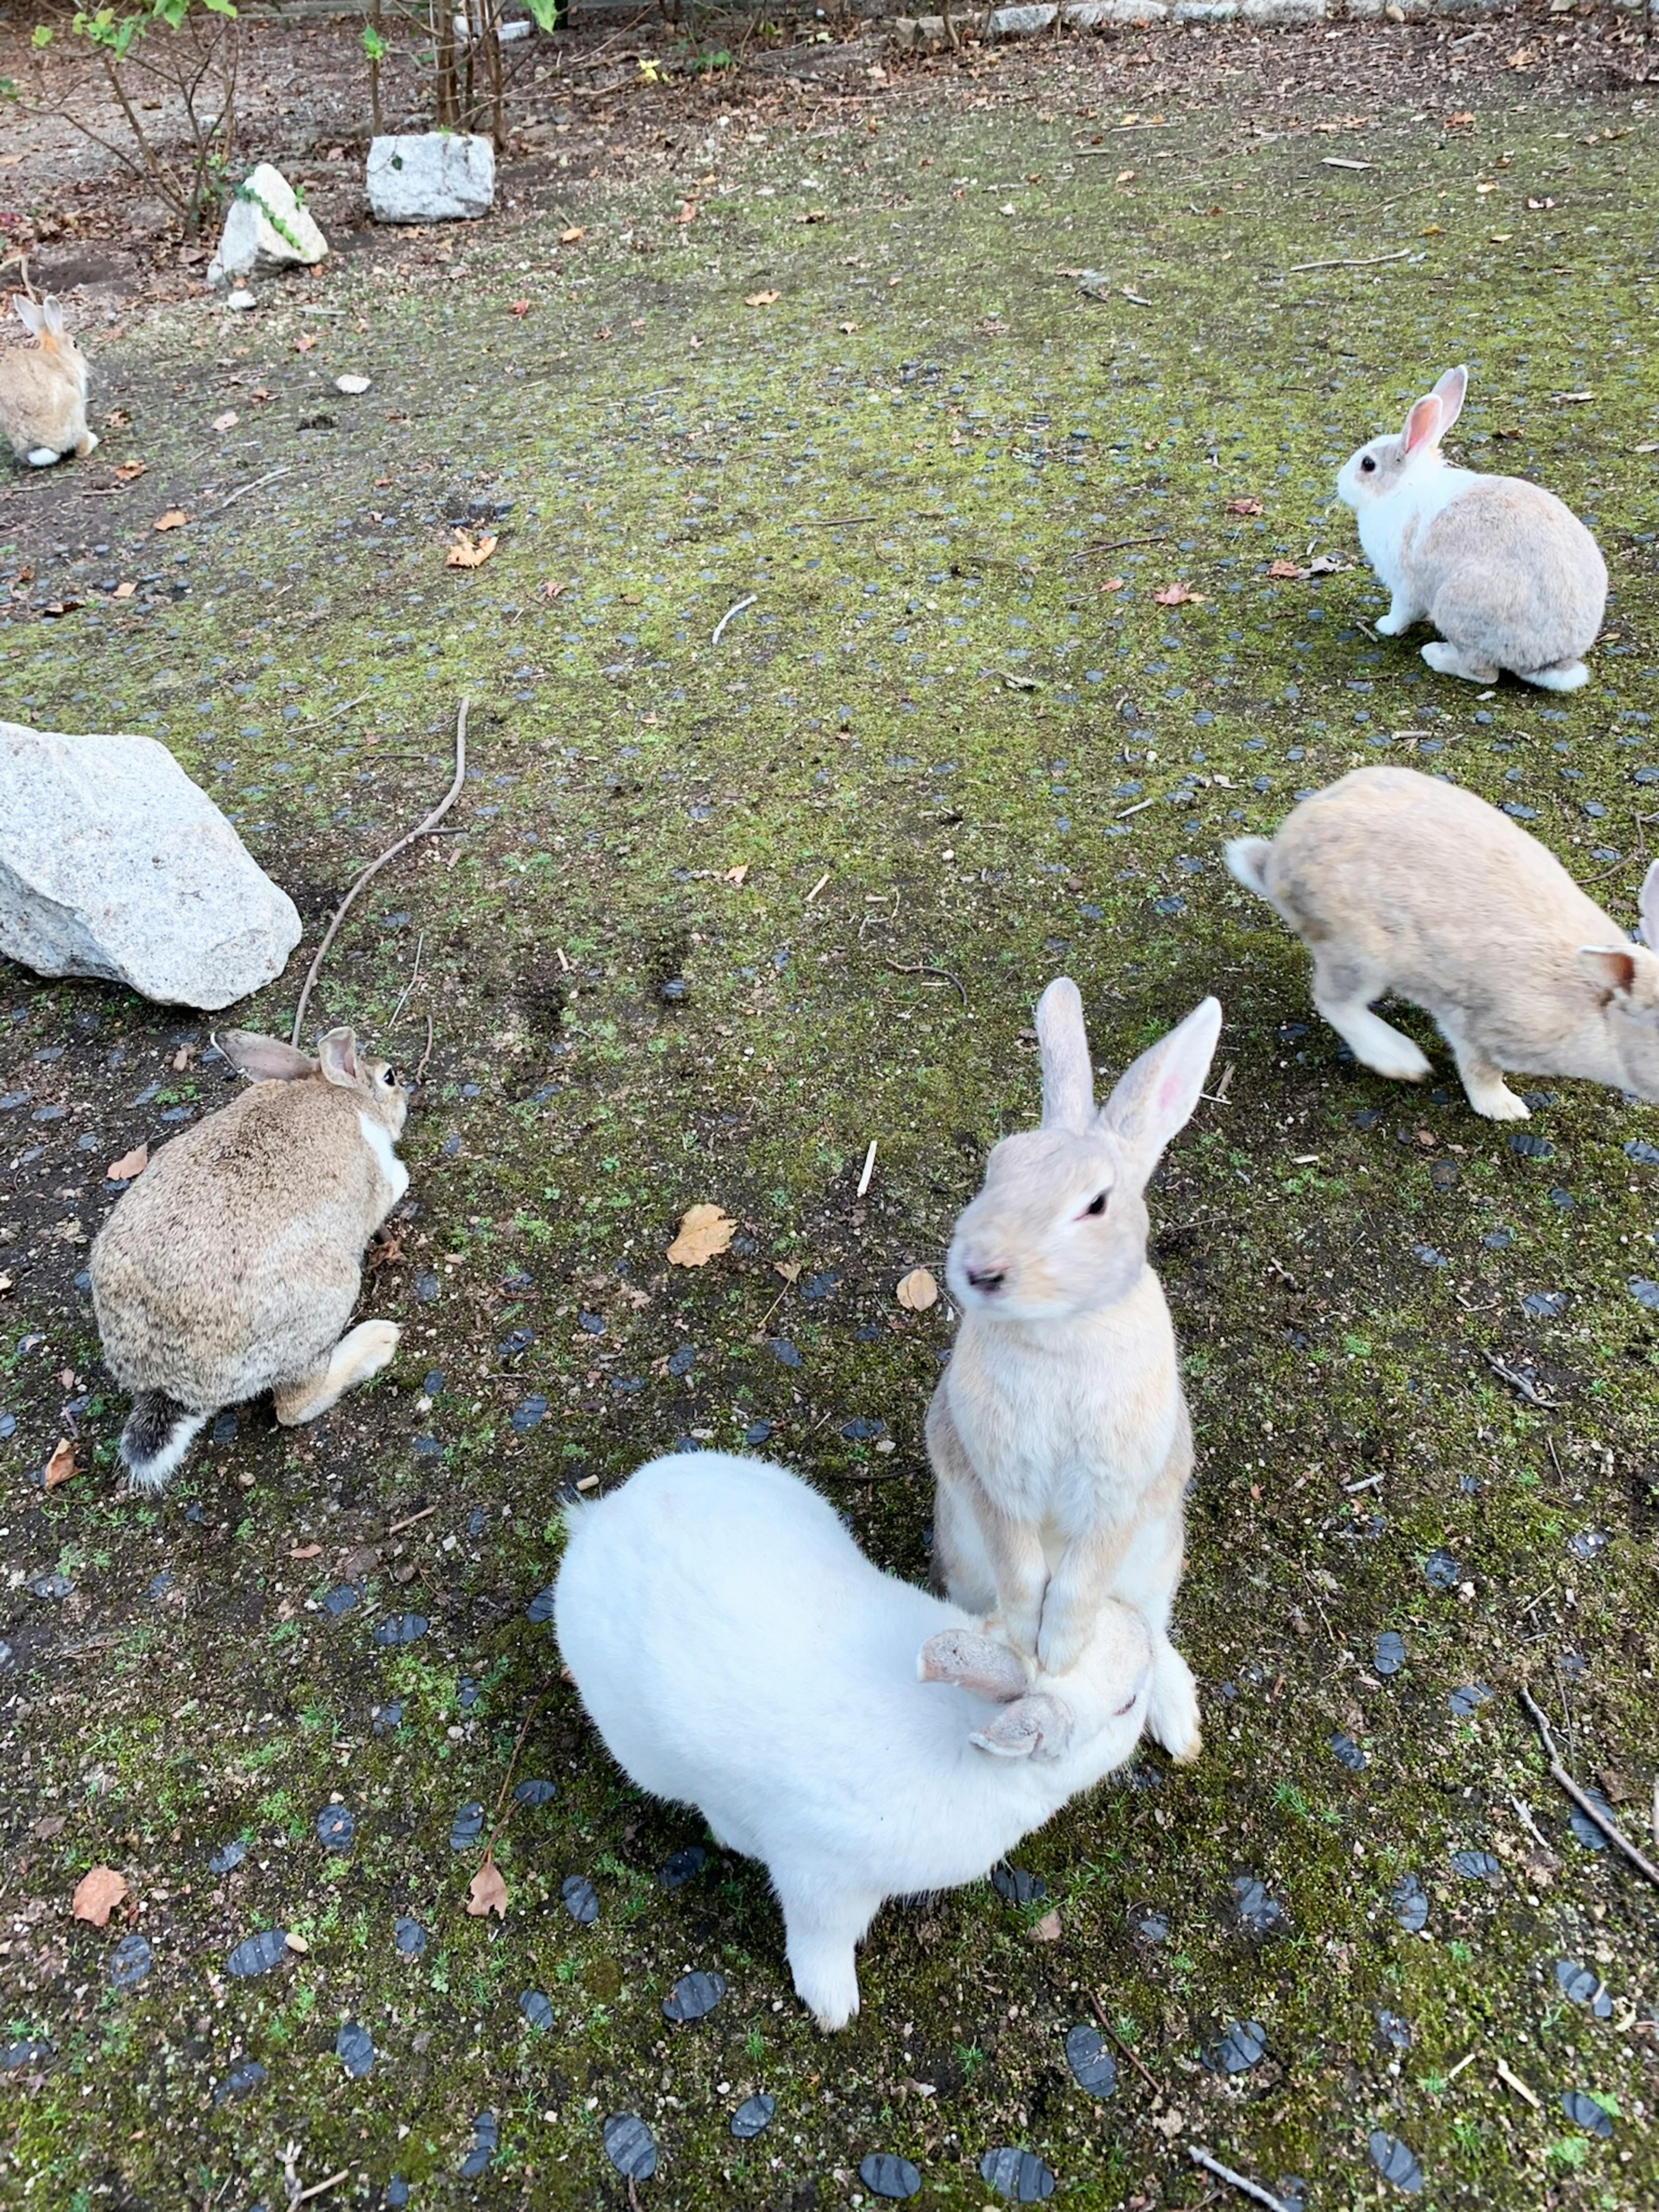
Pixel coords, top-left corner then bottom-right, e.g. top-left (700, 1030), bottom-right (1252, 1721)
top-left (1361, 455), bottom-right (1377, 474)
top-left (1082, 1192), bottom-right (1107, 1218)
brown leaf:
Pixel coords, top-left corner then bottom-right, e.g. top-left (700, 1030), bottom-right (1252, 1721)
top-left (896, 1266), bottom-right (938, 1313)
top-left (1100, 575), bottom-right (1126, 594)
top-left (508, 299), bottom-right (531, 318)
top-left (467, 1851), bottom-right (508, 1920)
top-left (540, 577), bottom-right (574, 600)
top-left (113, 460), bottom-right (146, 482)
top-left (667, 1203), bottom-right (737, 1268)
top-left (111, 581), bottom-right (137, 600)
top-left (673, 200), bottom-right (698, 225)
top-left (1226, 496), bottom-right (1264, 517)
top-left (43, 1437), bottom-right (79, 1490)
top-left (1031, 1908), bottom-right (1064, 1943)
top-left (745, 289), bottom-right (781, 307)
top-left (559, 225), bottom-right (585, 243)
top-left (211, 410), bottom-right (238, 432)
top-left (72, 1866), bottom-right (128, 1928)
top-left (31, 1814), bottom-right (66, 1840)
top-left (153, 510), bottom-right (189, 532)
top-left (1266, 558), bottom-right (1303, 579)
top-left (721, 863), bottom-right (749, 885)
top-left (289, 1543), bottom-right (322, 1560)
top-left (1153, 582), bottom-right (1200, 606)
top-left (107, 1143), bottom-right (148, 1181)
top-left (445, 530), bottom-right (498, 569)
top-left (295, 332), bottom-right (318, 353)
top-left (773, 1260), bottom-right (802, 1284)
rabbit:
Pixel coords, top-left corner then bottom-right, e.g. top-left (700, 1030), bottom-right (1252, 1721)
top-left (0, 295), bottom-right (98, 468)
top-left (1336, 364), bottom-right (1605, 692)
top-left (90, 1028), bottom-right (412, 1491)
top-left (554, 1448), bottom-right (1152, 2031)
top-left (1225, 764), bottom-right (1659, 1123)
top-left (925, 979), bottom-right (1221, 1767)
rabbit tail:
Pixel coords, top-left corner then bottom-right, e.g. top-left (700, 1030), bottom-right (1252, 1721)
top-left (120, 1391), bottom-right (207, 1491)
top-left (1224, 836), bottom-right (1274, 899)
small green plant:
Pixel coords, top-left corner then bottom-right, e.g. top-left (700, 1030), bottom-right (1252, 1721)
top-left (32, 0), bottom-right (242, 237)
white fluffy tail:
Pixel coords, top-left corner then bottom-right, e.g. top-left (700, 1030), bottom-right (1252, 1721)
top-left (1519, 660), bottom-right (1589, 694)
top-left (119, 1392), bottom-right (208, 1491)
top-left (1223, 836), bottom-right (1274, 899)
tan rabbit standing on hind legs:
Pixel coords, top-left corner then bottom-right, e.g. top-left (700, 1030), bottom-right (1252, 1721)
top-left (91, 1029), bottom-right (412, 1491)
top-left (926, 979), bottom-right (1221, 1766)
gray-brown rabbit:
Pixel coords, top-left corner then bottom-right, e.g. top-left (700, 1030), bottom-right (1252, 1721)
top-left (91, 1029), bottom-right (411, 1490)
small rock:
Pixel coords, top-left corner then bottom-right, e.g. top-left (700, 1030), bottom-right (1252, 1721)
top-left (0, 721), bottom-right (301, 1009)
top-left (226, 289), bottom-right (257, 312)
top-left (368, 133), bottom-right (496, 223)
top-left (335, 374), bottom-right (372, 395)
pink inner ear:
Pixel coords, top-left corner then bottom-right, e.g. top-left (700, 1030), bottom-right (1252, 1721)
top-left (1402, 396), bottom-right (1442, 457)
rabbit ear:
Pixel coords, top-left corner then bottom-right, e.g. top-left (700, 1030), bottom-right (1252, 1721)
top-left (1579, 947), bottom-right (1639, 996)
top-left (1036, 977), bottom-right (1094, 1133)
top-left (215, 1030), bottom-right (317, 1083)
top-left (971, 1692), bottom-right (1072, 1760)
top-left (1637, 860), bottom-right (1659, 952)
top-left (318, 1028), bottom-right (362, 1086)
top-left (1098, 997), bottom-right (1221, 1182)
top-left (918, 1627), bottom-right (1031, 1702)
top-left (41, 296), bottom-right (64, 338)
top-left (12, 294), bottom-right (44, 337)
top-left (1401, 393), bottom-right (1443, 457)
top-left (1431, 365), bottom-right (1468, 435)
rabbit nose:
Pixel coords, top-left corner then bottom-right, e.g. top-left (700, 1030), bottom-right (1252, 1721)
top-left (966, 1263), bottom-right (1007, 1297)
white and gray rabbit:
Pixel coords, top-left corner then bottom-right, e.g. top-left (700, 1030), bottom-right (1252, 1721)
top-left (1336, 365), bottom-right (1605, 691)
top-left (1227, 765), bottom-right (1659, 1121)
top-left (553, 1449), bottom-right (1152, 2031)
top-left (925, 979), bottom-right (1220, 1766)
top-left (91, 1029), bottom-right (411, 1491)
top-left (0, 295), bottom-right (98, 468)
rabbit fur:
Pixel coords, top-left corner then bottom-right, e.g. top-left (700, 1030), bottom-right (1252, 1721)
top-left (1225, 766), bottom-right (1659, 1121)
top-left (90, 1028), bottom-right (412, 1490)
top-left (554, 1449), bottom-right (1152, 2031)
top-left (0, 295), bottom-right (98, 468)
top-left (925, 980), bottom-right (1220, 1765)
top-left (1336, 365), bottom-right (1605, 692)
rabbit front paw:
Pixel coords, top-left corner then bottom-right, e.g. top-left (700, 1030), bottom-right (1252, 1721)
top-left (1146, 1642), bottom-right (1202, 1766)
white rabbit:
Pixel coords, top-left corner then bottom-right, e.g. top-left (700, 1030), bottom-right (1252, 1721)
top-left (553, 1449), bottom-right (1151, 2032)
top-left (0, 295), bottom-right (98, 468)
top-left (1336, 365), bottom-right (1606, 691)
top-left (925, 980), bottom-right (1220, 1765)
top-left (91, 1028), bottom-right (411, 1490)
top-left (1226, 765), bottom-right (1659, 1122)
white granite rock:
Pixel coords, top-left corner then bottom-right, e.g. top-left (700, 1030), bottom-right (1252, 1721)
top-left (986, 3), bottom-right (1058, 31)
top-left (0, 721), bottom-right (302, 1010)
top-left (367, 133), bottom-right (496, 223)
top-left (208, 164), bottom-right (327, 285)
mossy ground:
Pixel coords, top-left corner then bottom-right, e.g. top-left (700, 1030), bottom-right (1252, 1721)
top-left (1, 42), bottom-right (1657, 2212)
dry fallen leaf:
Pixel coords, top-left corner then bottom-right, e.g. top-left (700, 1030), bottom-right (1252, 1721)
top-left (289, 1543), bottom-right (323, 1560)
top-left (107, 1143), bottom-right (148, 1181)
top-left (745, 289), bottom-right (781, 307)
top-left (773, 1260), bottom-right (803, 1284)
top-left (445, 530), bottom-right (498, 569)
top-left (467, 1851), bottom-right (508, 1920)
top-left (113, 460), bottom-right (146, 482)
top-left (211, 409), bottom-right (238, 432)
top-left (1153, 582), bottom-right (1200, 606)
top-left (153, 510), bottom-right (189, 533)
top-left (1032, 1908), bottom-right (1064, 1943)
top-left (896, 1266), bottom-right (939, 1313)
top-left (667, 1203), bottom-right (737, 1269)
top-left (673, 200), bottom-right (698, 225)
top-left (32, 1813), bottom-right (66, 1840)
top-left (559, 225), bottom-right (585, 243)
top-left (722, 863), bottom-right (749, 885)
top-left (1226, 496), bottom-right (1265, 517)
top-left (111, 581), bottom-right (137, 600)
top-left (839, 321), bottom-right (860, 334)
top-left (294, 332), bottom-right (318, 353)
top-left (1266, 558), bottom-right (1303, 580)
top-left (540, 577), bottom-right (574, 600)
top-left (508, 299), bottom-right (532, 318)
top-left (72, 1866), bottom-right (128, 1928)
top-left (1101, 575), bottom-right (1125, 594)
top-left (43, 1438), bottom-right (79, 1490)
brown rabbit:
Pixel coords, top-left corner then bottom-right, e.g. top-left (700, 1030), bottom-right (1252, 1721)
top-left (91, 1030), bottom-right (412, 1490)
top-left (0, 295), bottom-right (98, 467)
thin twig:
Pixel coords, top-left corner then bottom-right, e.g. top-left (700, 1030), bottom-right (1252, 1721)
top-left (480, 1695), bottom-right (543, 1859)
top-left (302, 691), bottom-right (372, 728)
top-left (201, 464), bottom-right (295, 518)
top-left (1187, 2147), bottom-right (1291, 2212)
top-left (1088, 1992), bottom-right (1160, 2093)
top-left (884, 957), bottom-right (966, 1007)
top-left (292, 699), bottom-right (468, 1047)
top-left (856, 1138), bottom-right (877, 1198)
top-left (416, 1011), bottom-right (435, 1087)
top-left (292, 2174), bottom-right (350, 2209)
top-left (387, 931), bottom-right (426, 1034)
top-left (1087, 532), bottom-right (1167, 554)
top-left (387, 1503), bottom-right (439, 1536)
top-left (1518, 1685), bottom-right (1659, 1890)
top-left (1281, 248), bottom-right (1412, 274)
top-left (1481, 1349), bottom-right (1560, 1410)
top-left (712, 592), bottom-right (756, 644)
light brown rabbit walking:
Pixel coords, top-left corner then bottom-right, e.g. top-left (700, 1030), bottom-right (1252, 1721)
top-left (926, 979), bottom-right (1221, 1766)
top-left (1227, 766), bottom-right (1659, 1121)
top-left (0, 295), bottom-right (99, 468)
top-left (91, 1030), bottom-right (411, 1490)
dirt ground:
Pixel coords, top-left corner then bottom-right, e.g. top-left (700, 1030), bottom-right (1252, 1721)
top-left (1, 10), bottom-right (1658, 2211)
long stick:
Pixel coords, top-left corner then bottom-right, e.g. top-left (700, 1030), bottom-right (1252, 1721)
top-left (1188, 2146), bottom-right (1292, 2212)
top-left (202, 465), bottom-right (295, 518)
top-left (1282, 248), bottom-right (1412, 275)
top-left (1518, 1685), bottom-right (1659, 1890)
top-left (291, 699), bottom-right (469, 1047)
top-left (712, 592), bottom-right (756, 644)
